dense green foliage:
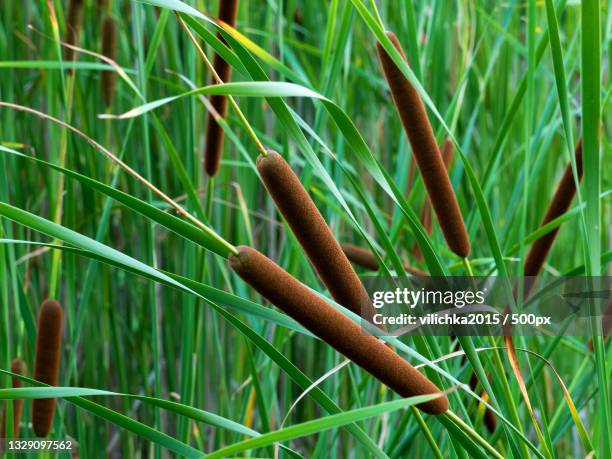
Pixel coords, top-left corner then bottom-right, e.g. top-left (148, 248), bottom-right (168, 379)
top-left (0, 0), bottom-right (610, 457)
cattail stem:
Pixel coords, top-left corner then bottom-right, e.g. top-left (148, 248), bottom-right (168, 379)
top-left (1, 359), bottom-right (27, 438)
top-left (377, 32), bottom-right (470, 258)
top-left (32, 300), bottom-right (63, 437)
top-left (229, 245), bottom-right (449, 415)
top-left (257, 151), bottom-right (377, 325)
top-left (524, 139), bottom-right (583, 278)
top-left (341, 243), bottom-right (427, 277)
top-left (203, 0), bottom-right (239, 176)
top-left (101, 16), bottom-right (117, 108)
top-left (64, 0), bottom-right (84, 62)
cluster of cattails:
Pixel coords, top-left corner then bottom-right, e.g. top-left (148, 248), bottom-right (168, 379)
top-left (376, 31), bottom-right (470, 259)
top-left (64, 0), bottom-right (85, 62)
top-left (341, 242), bottom-right (428, 277)
top-left (413, 139), bottom-right (454, 261)
top-left (229, 151), bottom-right (448, 414)
top-left (0, 359), bottom-right (27, 438)
top-left (204, 0), bottom-right (239, 177)
top-left (101, 15), bottom-right (117, 108)
top-left (230, 246), bottom-right (448, 414)
top-left (32, 300), bottom-right (64, 437)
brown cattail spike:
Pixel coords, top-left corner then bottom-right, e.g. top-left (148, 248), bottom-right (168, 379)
top-left (524, 139), bottom-right (583, 277)
top-left (414, 139), bottom-right (454, 260)
top-left (341, 243), bottom-right (380, 271)
top-left (32, 299), bottom-right (63, 437)
top-left (204, 0), bottom-right (239, 176)
top-left (258, 152), bottom-right (377, 324)
top-left (101, 16), bottom-right (117, 108)
top-left (377, 32), bottom-right (470, 258)
top-left (229, 246), bottom-right (449, 414)
top-left (341, 243), bottom-right (428, 277)
top-left (64, 0), bottom-right (85, 62)
top-left (588, 297), bottom-right (612, 351)
top-left (1, 359), bottom-right (27, 438)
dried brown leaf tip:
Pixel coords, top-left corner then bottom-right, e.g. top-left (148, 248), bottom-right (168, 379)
top-left (32, 299), bottom-right (63, 437)
top-left (229, 246), bottom-right (449, 414)
top-left (377, 32), bottom-right (470, 258)
top-left (101, 16), bottom-right (117, 108)
top-left (204, 0), bottom-right (239, 177)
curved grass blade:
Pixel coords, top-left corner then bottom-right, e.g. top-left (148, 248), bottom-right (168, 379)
top-left (0, 146), bottom-right (230, 257)
top-left (204, 392), bottom-right (448, 459)
top-left (0, 381), bottom-right (302, 458)
top-left (0, 239), bottom-right (305, 333)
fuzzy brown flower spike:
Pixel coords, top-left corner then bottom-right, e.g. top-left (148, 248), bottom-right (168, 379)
top-left (524, 139), bottom-right (583, 278)
top-left (204, 0), bottom-right (239, 176)
top-left (1, 359), bottom-right (27, 438)
top-left (32, 299), bottom-right (63, 437)
top-left (341, 243), bottom-right (428, 277)
top-left (413, 139), bottom-right (454, 260)
top-left (64, 0), bottom-right (84, 62)
top-left (101, 16), bottom-right (117, 108)
top-left (229, 246), bottom-right (449, 414)
top-left (376, 32), bottom-right (470, 258)
top-left (257, 151), bottom-right (378, 325)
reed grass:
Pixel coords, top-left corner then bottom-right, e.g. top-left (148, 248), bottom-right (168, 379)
top-left (0, 1), bottom-right (608, 457)
top-left (101, 15), bottom-right (117, 108)
top-left (32, 299), bottom-right (63, 437)
top-left (229, 245), bottom-right (448, 415)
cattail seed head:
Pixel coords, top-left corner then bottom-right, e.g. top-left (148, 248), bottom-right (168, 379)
top-left (414, 139), bottom-right (454, 260)
top-left (257, 151), bottom-right (378, 325)
top-left (32, 299), bottom-right (63, 437)
top-left (101, 16), bottom-right (117, 108)
top-left (341, 243), bottom-right (428, 277)
top-left (524, 139), bottom-right (583, 277)
top-left (64, 0), bottom-right (85, 62)
top-left (377, 32), bottom-right (470, 258)
top-left (204, 0), bottom-right (239, 177)
top-left (229, 245), bottom-right (449, 414)
top-left (341, 243), bottom-right (380, 271)
top-left (1, 359), bottom-right (27, 438)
